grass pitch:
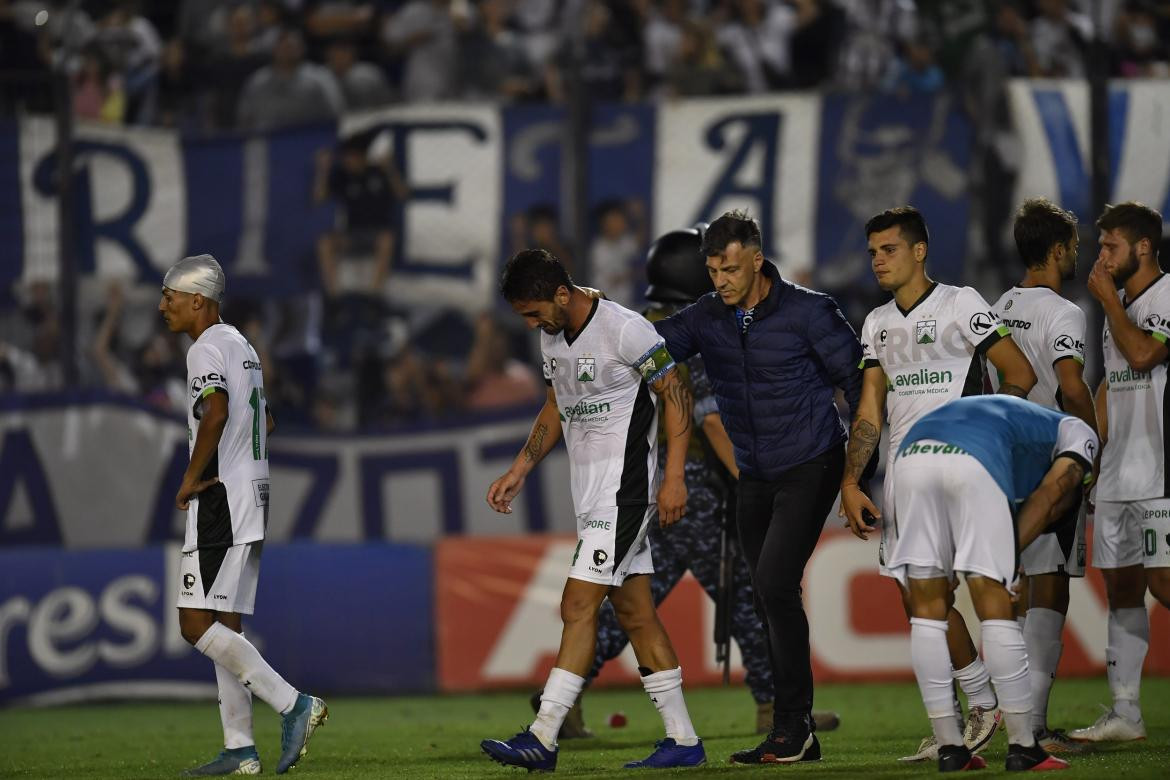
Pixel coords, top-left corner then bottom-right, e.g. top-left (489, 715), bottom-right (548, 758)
top-left (1, 678), bottom-right (1166, 778)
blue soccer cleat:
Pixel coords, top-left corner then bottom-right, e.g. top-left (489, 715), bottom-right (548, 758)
top-left (180, 746), bottom-right (262, 776)
top-left (480, 728), bottom-right (558, 772)
top-left (623, 738), bottom-right (707, 769)
top-left (276, 693), bottom-right (328, 774)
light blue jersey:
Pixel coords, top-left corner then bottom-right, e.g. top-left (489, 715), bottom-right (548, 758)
top-left (899, 396), bottom-right (1096, 507)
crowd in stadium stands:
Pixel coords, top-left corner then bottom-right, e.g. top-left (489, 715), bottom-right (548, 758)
top-left (2, 0), bottom-right (1169, 429)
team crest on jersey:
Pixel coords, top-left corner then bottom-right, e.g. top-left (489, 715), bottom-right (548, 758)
top-left (916, 320), bottom-right (936, 344)
top-left (577, 357), bottom-right (596, 382)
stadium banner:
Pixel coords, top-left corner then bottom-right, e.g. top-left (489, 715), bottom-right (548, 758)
top-left (434, 530), bottom-right (1170, 691)
top-left (0, 394), bottom-right (575, 549)
top-left (0, 542), bottom-right (433, 704)
top-left (1009, 79), bottom-right (1170, 226)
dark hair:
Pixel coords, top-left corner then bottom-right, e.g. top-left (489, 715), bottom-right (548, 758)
top-left (1096, 201), bottom-right (1163, 255)
top-left (864, 206), bottom-right (930, 250)
top-left (700, 210), bottom-right (762, 256)
top-left (500, 248), bottom-right (572, 302)
top-left (1013, 198), bottom-right (1078, 269)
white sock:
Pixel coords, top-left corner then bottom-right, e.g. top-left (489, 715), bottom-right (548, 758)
top-left (530, 667), bottom-right (585, 750)
top-left (641, 666), bottom-right (699, 746)
top-left (195, 622), bottom-right (298, 715)
top-left (215, 648), bottom-right (254, 749)
top-left (1023, 608), bottom-right (1065, 732)
top-left (911, 618), bottom-right (963, 746)
top-left (1107, 607), bottom-right (1148, 722)
top-left (953, 658), bottom-right (997, 711)
top-left (981, 620), bottom-right (1034, 746)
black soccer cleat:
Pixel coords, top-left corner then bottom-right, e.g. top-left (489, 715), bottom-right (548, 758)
top-left (1005, 742), bottom-right (1069, 772)
top-left (729, 731), bottom-right (820, 764)
top-left (938, 743), bottom-right (987, 772)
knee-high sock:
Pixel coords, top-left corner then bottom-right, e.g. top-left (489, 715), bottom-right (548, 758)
top-left (981, 620), bottom-right (1033, 746)
top-left (911, 618), bottom-right (963, 746)
top-left (195, 623), bottom-right (298, 715)
top-left (953, 658), bottom-right (997, 710)
top-left (641, 667), bottom-right (698, 745)
top-left (530, 667), bottom-right (585, 750)
top-left (1023, 608), bottom-right (1064, 732)
top-left (215, 644), bottom-right (254, 749)
top-left (1107, 607), bottom-right (1148, 722)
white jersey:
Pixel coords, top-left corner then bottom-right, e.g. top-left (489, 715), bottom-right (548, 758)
top-left (541, 298), bottom-right (675, 514)
top-left (183, 323), bottom-right (270, 552)
top-left (860, 283), bottom-right (1009, 458)
top-left (991, 286), bottom-right (1087, 410)
top-left (1098, 274), bottom-right (1170, 501)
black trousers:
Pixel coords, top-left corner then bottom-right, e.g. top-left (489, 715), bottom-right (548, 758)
top-left (736, 444), bottom-right (844, 728)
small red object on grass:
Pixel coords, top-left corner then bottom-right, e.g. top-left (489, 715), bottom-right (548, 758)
top-left (608, 712), bottom-right (627, 728)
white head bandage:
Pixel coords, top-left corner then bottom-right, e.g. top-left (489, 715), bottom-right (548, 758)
top-left (163, 254), bottom-right (225, 302)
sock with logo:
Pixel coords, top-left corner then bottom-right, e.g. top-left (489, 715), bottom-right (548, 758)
top-left (981, 620), bottom-right (1034, 746)
top-left (911, 618), bottom-right (963, 745)
top-left (953, 657), bottom-right (998, 711)
top-left (216, 638), bottom-right (254, 749)
top-left (1107, 607), bottom-right (1148, 722)
top-left (530, 667), bottom-right (585, 750)
top-left (641, 666), bottom-right (699, 746)
top-left (195, 622), bottom-right (298, 715)
top-left (1023, 607), bottom-right (1064, 732)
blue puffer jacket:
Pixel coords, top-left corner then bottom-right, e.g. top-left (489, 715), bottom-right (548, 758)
top-left (654, 262), bottom-right (862, 481)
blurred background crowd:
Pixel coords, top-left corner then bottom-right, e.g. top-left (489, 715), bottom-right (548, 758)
top-left (1, 0), bottom-right (1168, 432)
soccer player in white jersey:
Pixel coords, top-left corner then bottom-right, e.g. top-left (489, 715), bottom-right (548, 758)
top-left (838, 207), bottom-right (1037, 762)
top-left (160, 255), bottom-right (326, 776)
top-left (480, 249), bottom-right (705, 772)
top-left (1070, 201), bottom-right (1170, 742)
top-left (992, 199), bottom-right (1098, 753)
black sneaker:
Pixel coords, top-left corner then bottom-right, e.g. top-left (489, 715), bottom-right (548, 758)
top-left (729, 731), bottom-right (821, 764)
top-left (1004, 742), bottom-right (1069, 771)
top-left (938, 743), bottom-right (987, 772)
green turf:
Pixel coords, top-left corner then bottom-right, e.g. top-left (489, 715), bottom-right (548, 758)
top-left (0, 679), bottom-right (1166, 778)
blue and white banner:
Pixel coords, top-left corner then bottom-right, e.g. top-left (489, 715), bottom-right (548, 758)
top-left (0, 542), bottom-right (434, 704)
top-left (1009, 79), bottom-right (1170, 226)
top-left (0, 395), bottom-right (574, 549)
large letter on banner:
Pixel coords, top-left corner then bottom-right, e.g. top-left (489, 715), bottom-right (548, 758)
top-left (653, 95), bottom-right (818, 277)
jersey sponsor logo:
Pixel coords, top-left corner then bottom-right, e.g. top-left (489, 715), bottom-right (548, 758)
top-left (1054, 334), bottom-right (1084, 352)
top-left (916, 319), bottom-right (936, 344)
top-left (189, 372), bottom-right (226, 398)
top-left (583, 518), bottom-right (612, 530)
top-left (1108, 366), bottom-right (1152, 385)
top-left (252, 479), bottom-right (270, 507)
top-left (593, 549), bottom-right (608, 566)
top-left (1002, 318), bottom-right (1031, 330)
top-left (577, 357), bottom-right (596, 382)
top-left (892, 368), bottom-right (953, 388)
top-left (242, 360), bottom-right (262, 370)
top-left (561, 400), bottom-right (612, 421)
top-left (900, 441), bottom-right (968, 457)
top-left (969, 311), bottom-right (996, 335)
top-left (1142, 509), bottom-right (1170, 519)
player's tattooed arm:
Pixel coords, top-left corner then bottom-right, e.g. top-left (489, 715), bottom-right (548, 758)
top-left (997, 383), bottom-right (1029, 398)
top-left (523, 423), bottom-right (549, 463)
top-left (652, 367), bottom-right (691, 526)
top-left (844, 419), bottom-right (879, 482)
top-left (488, 388), bottom-right (563, 513)
top-left (839, 366), bottom-right (887, 539)
top-left (653, 368), bottom-right (693, 439)
top-left (1016, 456), bottom-right (1086, 550)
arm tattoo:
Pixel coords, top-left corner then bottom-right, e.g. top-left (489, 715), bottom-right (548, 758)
top-left (1050, 461), bottom-right (1085, 518)
top-left (665, 375), bottom-right (693, 438)
top-left (845, 419), bottom-right (880, 482)
top-left (523, 422), bottom-right (548, 463)
top-left (998, 383), bottom-right (1029, 398)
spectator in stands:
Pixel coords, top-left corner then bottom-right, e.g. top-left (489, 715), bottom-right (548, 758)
top-left (642, 0), bottom-right (688, 97)
top-left (464, 314), bottom-right (543, 411)
top-left (715, 0), bottom-right (799, 93)
top-left (0, 280), bottom-right (62, 393)
top-left (788, 0), bottom-right (845, 88)
top-left (324, 36), bottom-right (394, 109)
top-left (511, 204), bottom-right (575, 273)
top-left (361, 345), bottom-right (459, 426)
top-left (73, 42), bottom-right (126, 123)
top-left (834, 0), bottom-right (918, 90)
top-left (1031, 0), bottom-right (1090, 78)
top-left (458, 0), bottom-right (537, 101)
top-left (663, 19), bottom-right (744, 97)
top-left (305, 0), bottom-right (379, 45)
top-left (237, 26), bottom-right (342, 132)
top-left (882, 36), bottom-right (944, 95)
top-left (1113, 0), bottom-right (1170, 78)
top-left (513, 0), bottom-right (561, 79)
top-left (382, 0), bottom-right (461, 103)
top-left (546, 0), bottom-right (641, 103)
top-left (201, 5), bottom-right (271, 128)
top-left (94, 1), bottom-right (161, 124)
top-left (588, 199), bottom-right (645, 309)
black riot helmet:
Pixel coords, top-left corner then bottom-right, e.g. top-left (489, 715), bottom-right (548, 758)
top-left (644, 224), bottom-right (714, 304)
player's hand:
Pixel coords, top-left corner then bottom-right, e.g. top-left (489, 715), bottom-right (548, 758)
top-left (839, 483), bottom-right (880, 540)
top-left (1086, 258), bottom-right (1116, 305)
top-left (657, 475), bottom-right (687, 527)
top-left (487, 470), bottom-right (525, 514)
top-left (175, 476), bottom-right (219, 510)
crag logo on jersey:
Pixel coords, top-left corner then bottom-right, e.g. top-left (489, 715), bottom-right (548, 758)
top-left (577, 357), bottom-right (596, 382)
top-left (1002, 318), bottom-right (1031, 330)
top-left (916, 320), bottom-right (936, 344)
top-left (242, 360), bottom-right (262, 370)
top-left (969, 311), bottom-right (996, 336)
top-left (593, 549), bottom-right (608, 566)
top-left (189, 372), bottom-right (226, 398)
top-left (561, 400), bottom-right (611, 421)
top-left (1054, 334), bottom-right (1084, 353)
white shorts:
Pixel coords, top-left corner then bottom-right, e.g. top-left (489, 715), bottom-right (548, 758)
top-left (569, 505), bottom-right (655, 586)
top-left (1093, 499), bottom-right (1170, 569)
top-left (887, 441), bottom-right (1017, 589)
top-left (177, 543), bottom-right (263, 614)
top-left (878, 467), bottom-right (897, 579)
top-left (1021, 501), bottom-right (1087, 577)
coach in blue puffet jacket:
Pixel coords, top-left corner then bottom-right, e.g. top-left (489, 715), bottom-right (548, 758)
top-left (653, 210), bottom-right (862, 766)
